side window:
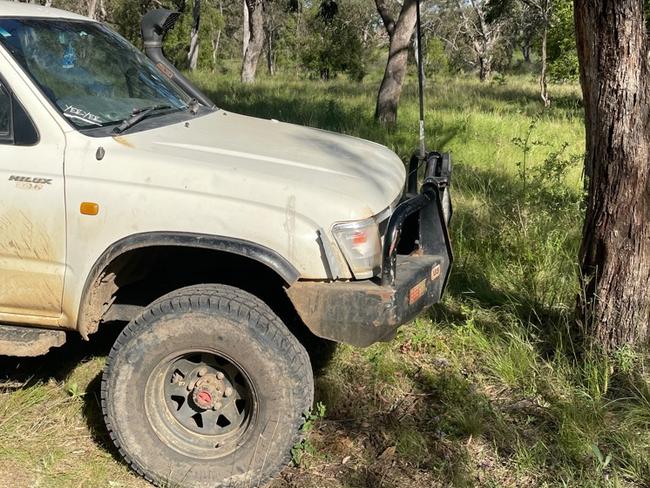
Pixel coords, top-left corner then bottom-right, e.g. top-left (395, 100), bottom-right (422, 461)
top-left (0, 81), bottom-right (11, 140)
top-left (0, 79), bottom-right (38, 146)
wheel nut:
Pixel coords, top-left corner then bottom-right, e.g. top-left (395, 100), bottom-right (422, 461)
top-left (197, 367), bottom-right (208, 377)
top-left (216, 372), bottom-right (225, 380)
top-left (224, 386), bottom-right (233, 397)
top-left (214, 402), bottom-right (222, 410)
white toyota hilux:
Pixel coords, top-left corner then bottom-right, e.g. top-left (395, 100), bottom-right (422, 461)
top-left (0, 2), bottom-right (452, 487)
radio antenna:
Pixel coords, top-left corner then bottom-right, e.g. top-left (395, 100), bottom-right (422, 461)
top-left (415, 0), bottom-right (426, 159)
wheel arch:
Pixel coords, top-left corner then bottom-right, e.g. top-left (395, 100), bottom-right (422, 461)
top-left (76, 231), bottom-right (301, 339)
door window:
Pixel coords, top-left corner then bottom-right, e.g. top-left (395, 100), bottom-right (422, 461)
top-left (0, 82), bottom-right (10, 138)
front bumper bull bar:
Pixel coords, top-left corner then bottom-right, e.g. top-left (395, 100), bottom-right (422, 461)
top-left (287, 152), bottom-right (453, 347)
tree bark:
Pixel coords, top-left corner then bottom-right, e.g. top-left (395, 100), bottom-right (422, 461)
top-left (539, 18), bottom-right (549, 106)
top-left (188, 0), bottom-right (201, 71)
top-left (241, 0), bottom-right (265, 83)
top-left (243, 0), bottom-right (250, 57)
top-left (478, 55), bottom-right (491, 81)
top-left (266, 31), bottom-right (275, 76)
top-left (212, 0), bottom-right (223, 71)
top-left (212, 31), bottom-right (221, 71)
top-left (575, 0), bottom-right (650, 350)
top-left (87, 0), bottom-right (98, 19)
top-left (374, 0), bottom-right (417, 125)
top-left (524, 0), bottom-right (552, 106)
top-left (457, 0), bottom-right (501, 82)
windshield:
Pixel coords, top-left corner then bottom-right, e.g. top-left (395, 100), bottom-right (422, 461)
top-left (0, 18), bottom-right (192, 129)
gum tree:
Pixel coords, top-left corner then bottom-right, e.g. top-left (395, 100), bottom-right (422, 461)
top-left (575, 0), bottom-right (650, 349)
top-left (374, 0), bottom-right (417, 125)
top-left (241, 0), bottom-right (266, 82)
top-left (457, 0), bottom-right (504, 81)
top-left (488, 0), bottom-right (552, 104)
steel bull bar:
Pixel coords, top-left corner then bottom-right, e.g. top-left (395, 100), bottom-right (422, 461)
top-left (287, 152), bottom-right (454, 347)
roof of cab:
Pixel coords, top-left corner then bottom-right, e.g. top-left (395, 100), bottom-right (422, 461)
top-left (0, 1), bottom-right (91, 21)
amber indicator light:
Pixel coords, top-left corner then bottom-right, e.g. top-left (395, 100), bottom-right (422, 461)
top-left (80, 202), bottom-right (99, 216)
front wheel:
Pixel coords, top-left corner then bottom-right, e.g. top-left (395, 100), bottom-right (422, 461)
top-left (101, 284), bottom-right (314, 488)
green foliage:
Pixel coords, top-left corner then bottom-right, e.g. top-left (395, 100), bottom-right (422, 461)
top-left (512, 114), bottom-right (584, 210)
top-left (548, 0), bottom-right (579, 82)
top-left (300, 0), bottom-right (370, 81)
top-left (65, 382), bottom-right (85, 399)
top-left (291, 402), bottom-right (326, 467)
top-left (424, 37), bottom-right (449, 77)
top-left (161, 0), bottom-right (224, 71)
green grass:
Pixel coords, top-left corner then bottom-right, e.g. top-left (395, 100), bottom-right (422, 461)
top-left (2, 71), bottom-right (649, 487)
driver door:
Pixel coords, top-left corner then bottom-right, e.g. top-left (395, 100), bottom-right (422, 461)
top-left (0, 76), bottom-right (67, 320)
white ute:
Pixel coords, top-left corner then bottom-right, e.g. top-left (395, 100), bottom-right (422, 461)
top-left (0, 3), bottom-right (453, 487)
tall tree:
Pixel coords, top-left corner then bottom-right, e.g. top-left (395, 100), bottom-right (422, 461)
top-left (488, 0), bottom-right (552, 104)
top-left (575, 0), bottom-right (650, 350)
top-left (241, 0), bottom-right (266, 83)
top-left (188, 0), bottom-right (202, 71)
top-left (457, 0), bottom-right (503, 81)
top-left (532, 0), bottom-right (552, 106)
top-left (211, 0), bottom-right (224, 70)
top-left (374, 0), bottom-right (418, 125)
top-left (86, 0), bottom-right (106, 20)
top-left (243, 0), bottom-right (250, 57)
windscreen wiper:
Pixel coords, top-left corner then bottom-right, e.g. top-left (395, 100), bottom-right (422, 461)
top-left (113, 104), bottom-right (173, 134)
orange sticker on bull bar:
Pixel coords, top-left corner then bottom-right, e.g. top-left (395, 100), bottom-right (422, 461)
top-left (431, 264), bottom-right (442, 281)
top-left (409, 279), bottom-right (427, 305)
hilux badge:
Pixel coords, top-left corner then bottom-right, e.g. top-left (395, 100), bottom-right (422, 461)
top-left (9, 175), bottom-right (52, 184)
top-left (8, 175), bottom-right (52, 191)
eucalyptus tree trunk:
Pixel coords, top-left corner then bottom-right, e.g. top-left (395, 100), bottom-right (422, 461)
top-left (478, 56), bottom-right (491, 81)
top-left (212, 0), bottom-right (223, 71)
top-left (526, 0), bottom-right (552, 106)
top-left (243, 0), bottom-right (250, 57)
top-left (86, 0), bottom-right (106, 20)
top-left (575, 0), bottom-right (650, 350)
top-left (374, 0), bottom-right (417, 125)
top-left (241, 0), bottom-right (265, 83)
top-left (457, 0), bottom-right (502, 83)
top-left (266, 32), bottom-right (275, 76)
top-left (212, 31), bottom-right (221, 70)
top-left (188, 0), bottom-right (201, 71)
top-left (87, 0), bottom-right (98, 19)
top-left (540, 19), bottom-right (549, 106)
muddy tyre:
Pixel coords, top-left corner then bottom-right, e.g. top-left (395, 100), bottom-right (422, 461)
top-left (101, 284), bottom-right (314, 488)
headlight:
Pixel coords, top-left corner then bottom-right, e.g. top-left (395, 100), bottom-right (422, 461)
top-left (332, 217), bottom-right (382, 279)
